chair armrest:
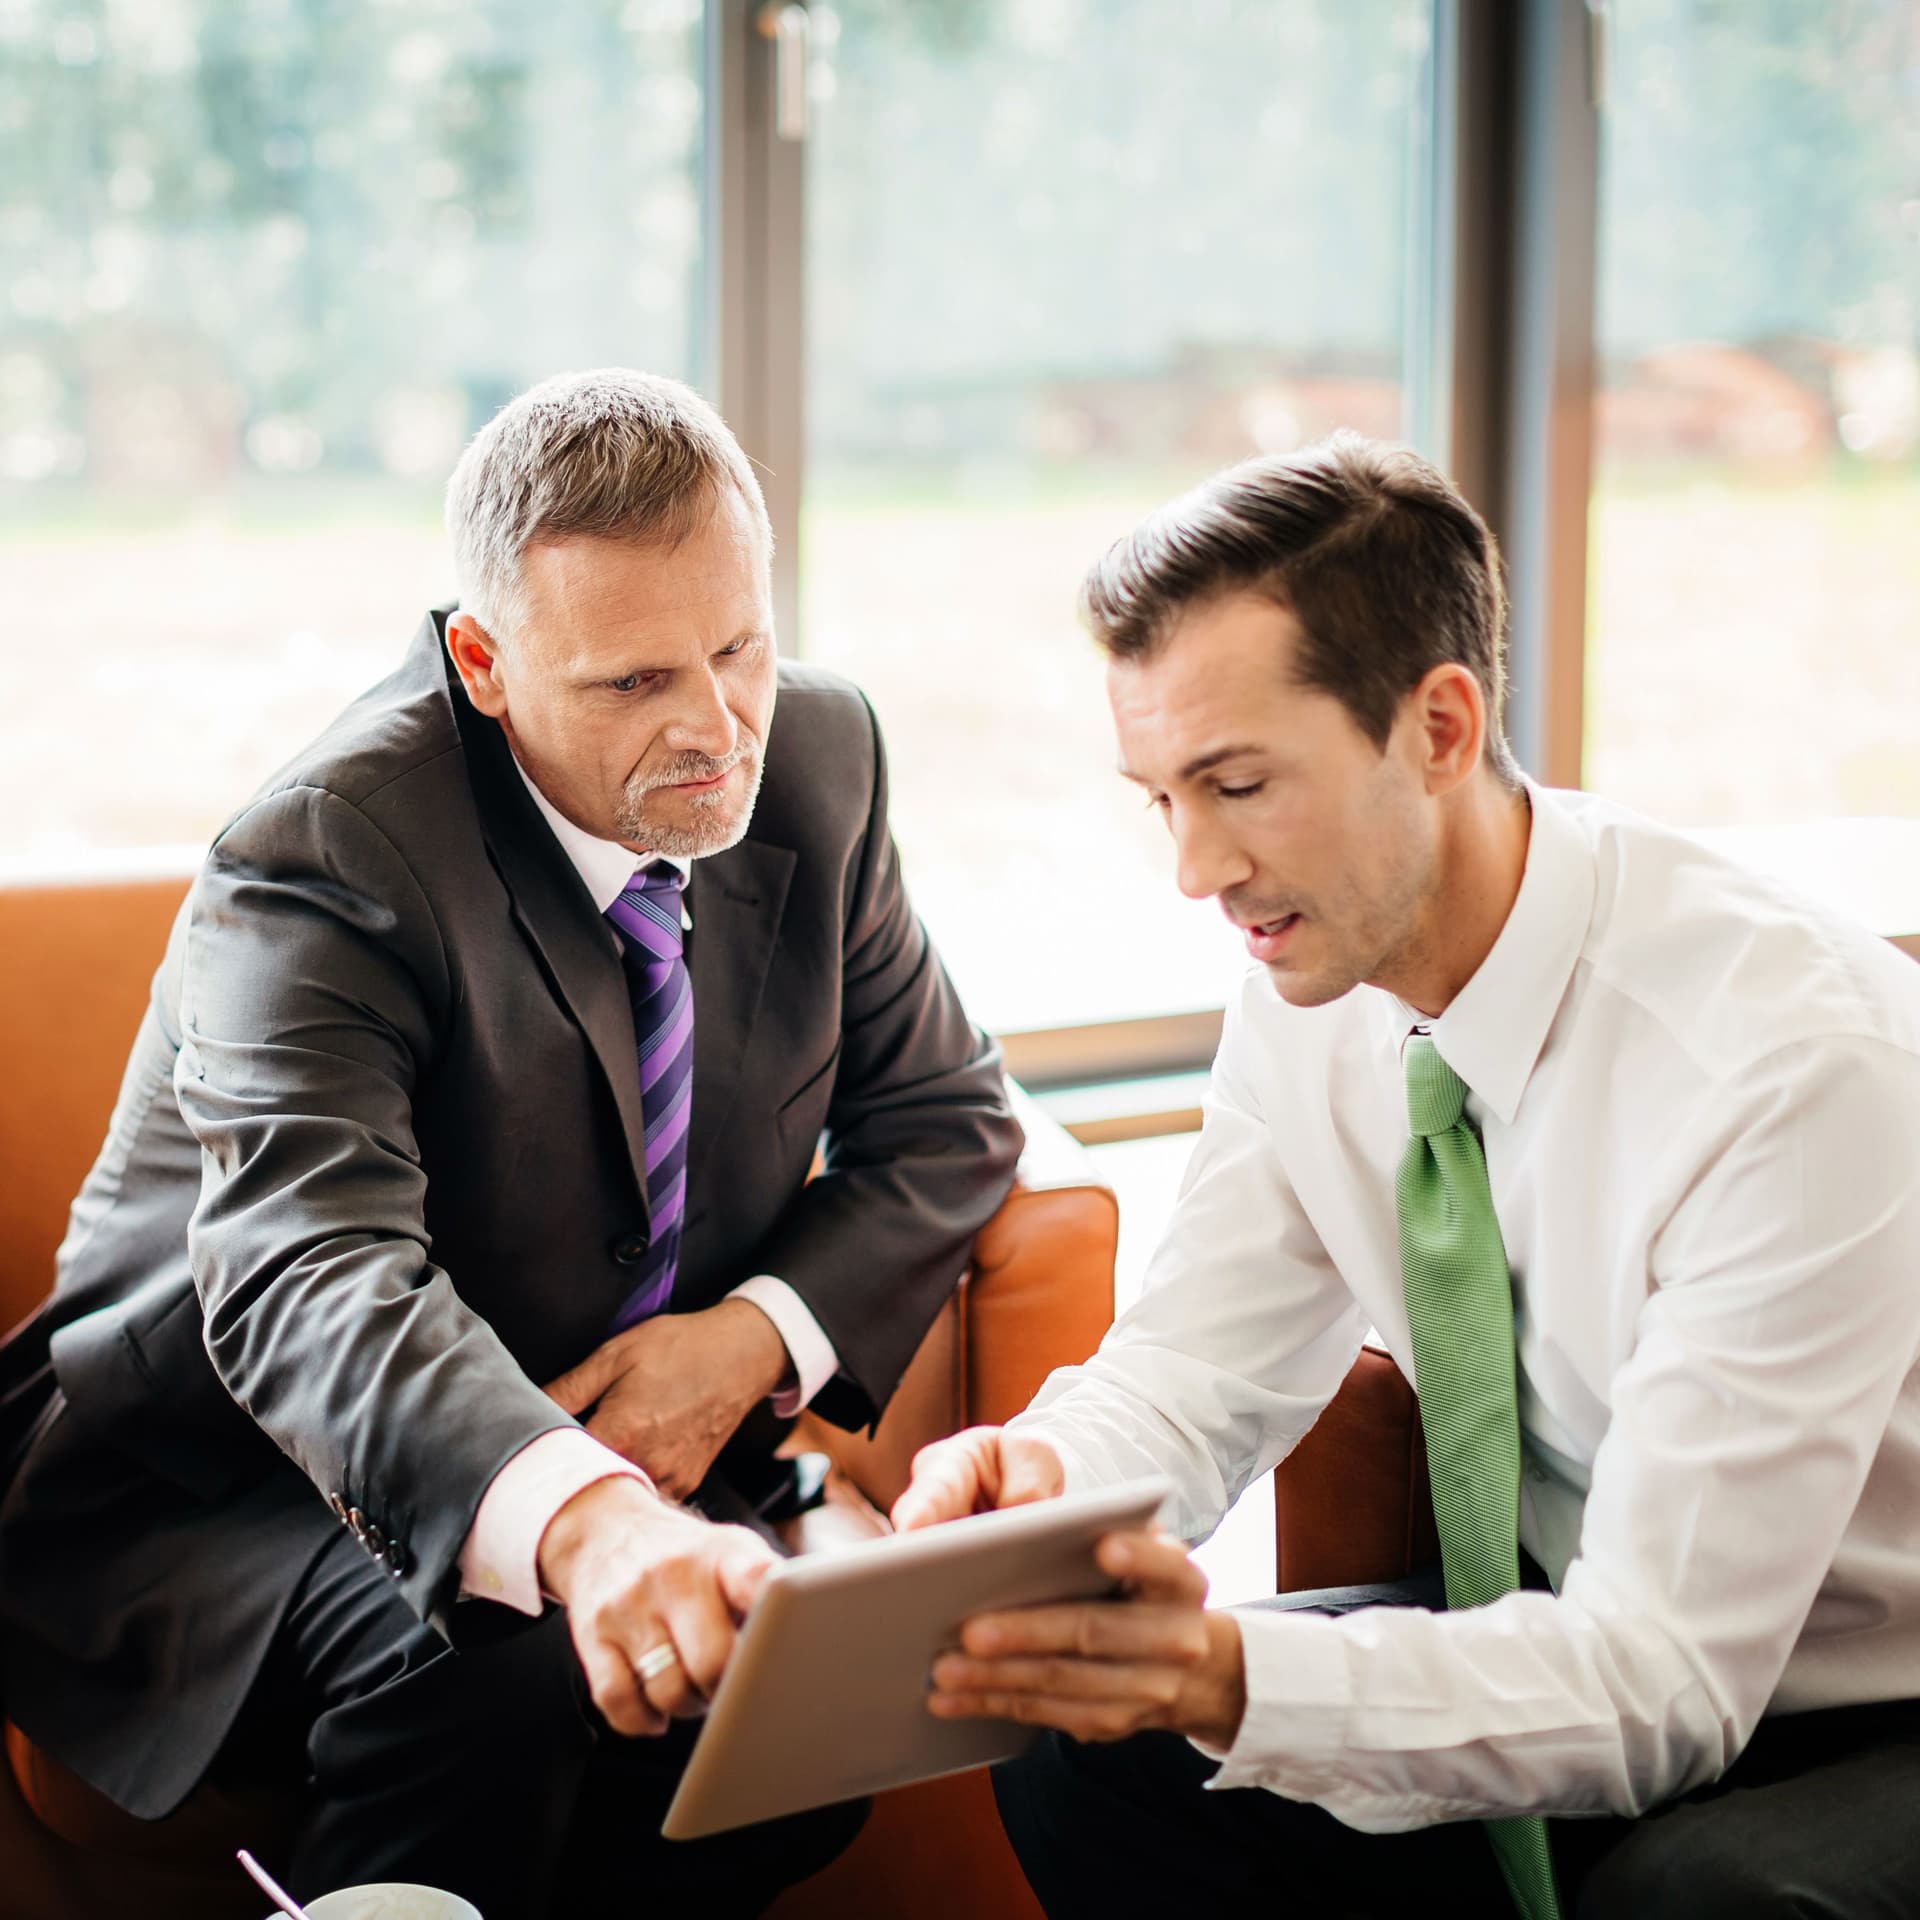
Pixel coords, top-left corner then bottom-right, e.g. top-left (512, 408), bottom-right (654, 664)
top-left (1271, 1345), bottom-right (1439, 1592)
top-left (962, 1084), bottom-right (1118, 1428)
top-left (794, 1084), bottom-right (1117, 1513)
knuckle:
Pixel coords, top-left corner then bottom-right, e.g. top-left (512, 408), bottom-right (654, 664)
top-left (660, 1546), bottom-right (706, 1587)
top-left (596, 1675), bottom-right (644, 1733)
top-left (654, 1680), bottom-right (703, 1720)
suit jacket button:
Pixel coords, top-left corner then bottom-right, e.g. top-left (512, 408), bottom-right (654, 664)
top-left (612, 1233), bottom-right (650, 1265)
top-left (347, 1507), bottom-right (368, 1541)
top-left (328, 1493), bottom-right (347, 1522)
top-left (385, 1543), bottom-right (409, 1577)
top-left (364, 1522), bottom-right (387, 1555)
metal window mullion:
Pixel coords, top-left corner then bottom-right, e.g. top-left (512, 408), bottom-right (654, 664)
top-left (1502, 0), bottom-right (1599, 788)
top-left (1434, 0), bottom-right (1598, 790)
top-left (705, 0), bottom-right (807, 655)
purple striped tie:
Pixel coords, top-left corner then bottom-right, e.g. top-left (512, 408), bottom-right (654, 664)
top-left (604, 864), bottom-right (693, 1331)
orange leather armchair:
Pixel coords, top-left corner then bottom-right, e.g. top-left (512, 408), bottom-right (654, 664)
top-left (1273, 1345), bottom-right (1438, 1594)
top-left (0, 867), bottom-right (1118, 1920)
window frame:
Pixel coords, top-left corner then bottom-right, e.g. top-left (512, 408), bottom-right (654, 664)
top-left (707, 0), bottom-right (1603, 1090)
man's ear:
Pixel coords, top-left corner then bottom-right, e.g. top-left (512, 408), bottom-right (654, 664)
top-left (446, 611), bottom-right (508, 719)
top-left (1412, 663), bottom-right (1486, 796)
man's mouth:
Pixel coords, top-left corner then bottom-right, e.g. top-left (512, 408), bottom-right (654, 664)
top-left (1239, 913), bottom-right (1302, 961)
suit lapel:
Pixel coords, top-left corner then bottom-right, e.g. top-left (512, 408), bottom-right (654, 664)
top-left (687, 838), bottom-right (796, 1172)
top-left (440, 616), bottom-right (654, 1221)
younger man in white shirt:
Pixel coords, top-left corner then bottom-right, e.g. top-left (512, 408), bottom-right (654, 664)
top-left (894, 434), bottom-right (1920, 1919)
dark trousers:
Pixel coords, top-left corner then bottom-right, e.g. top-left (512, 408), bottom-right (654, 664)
top-left (222, 1522), bottom-right (865, 1920)
top-left (992, 1574), bottom-right (1920, 1920)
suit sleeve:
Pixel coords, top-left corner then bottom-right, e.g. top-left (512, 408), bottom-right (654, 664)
top-left (749, 695), bottom-right (1024, 1430)
top-left (175, 784), bottom-right (581, 1626)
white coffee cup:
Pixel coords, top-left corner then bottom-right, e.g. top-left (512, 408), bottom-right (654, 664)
top-left (264, 1887), bottom-right (483, 1920)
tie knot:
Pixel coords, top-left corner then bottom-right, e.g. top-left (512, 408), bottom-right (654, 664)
top-left (631, 862), bottom-right (685, 903)
top-left (606, 862), bottom-right (687, 961)
top-left (1403, 1035), bottom-right (1468, 1136)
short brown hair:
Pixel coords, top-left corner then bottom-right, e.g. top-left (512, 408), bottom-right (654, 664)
top-left (1081, 432), bottom-right (1518, 785)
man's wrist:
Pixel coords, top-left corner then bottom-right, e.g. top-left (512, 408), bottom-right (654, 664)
top-left (1182, 1610), bottom-right (1250, 1749)
top-left (536, 1470), bottom-right (663, 1604)
top-left (716, 1295), bottom-right (795, 1402)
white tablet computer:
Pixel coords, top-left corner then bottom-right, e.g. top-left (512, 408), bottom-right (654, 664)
top-left (661, 1476), bottom-right (1171, 1841)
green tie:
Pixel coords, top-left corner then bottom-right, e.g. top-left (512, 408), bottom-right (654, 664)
top-left (1396, 1035), bottom-right (1562, 1920)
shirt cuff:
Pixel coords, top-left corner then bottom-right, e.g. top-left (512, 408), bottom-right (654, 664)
top-left (1196, 1604), bottom-right (1356, 1795)
top-left (729, 1274), bottom-right (839, 1417)
top-left (457, 1427), bottom-right (653, 1616)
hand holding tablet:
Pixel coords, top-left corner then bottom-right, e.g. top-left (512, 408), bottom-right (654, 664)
top-left (660, 1475), bottom-right (1173, 1838)
top-left (902, 1427), bottom-right (1248, 1757)
top-left (924, 1522), bottom-right (1248, 1753)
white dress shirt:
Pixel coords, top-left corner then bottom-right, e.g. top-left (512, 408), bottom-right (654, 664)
top-left (1010, 781), bottom-right (1920, 1830)
top-left (455, 761), bottom-right (841, 1611)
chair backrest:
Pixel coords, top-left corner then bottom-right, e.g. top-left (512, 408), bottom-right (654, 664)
top-left (791, 1085), bottom-right (1118, 1512)
top-left (0, 872), bottom-right (192, 1333)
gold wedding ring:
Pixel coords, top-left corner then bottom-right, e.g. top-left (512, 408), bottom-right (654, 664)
top-left (635, 1641), bottom-right (682, 1684)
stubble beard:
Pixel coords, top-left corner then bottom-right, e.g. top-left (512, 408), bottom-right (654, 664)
top-left (1311, 817), bottom-right (1436, 1009)
top-left (1260, 785), bottom-right (1435, 1010)
top-left (615, 739), bottom-right (766, 859)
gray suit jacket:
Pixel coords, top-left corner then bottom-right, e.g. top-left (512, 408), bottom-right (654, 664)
top-left (0, 609), bottom-right (1021, 1815)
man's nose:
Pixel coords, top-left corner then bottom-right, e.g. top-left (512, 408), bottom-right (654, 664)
top-left (1172, 809), bottom-right (1253, 904)
top-left (662, 668), bottom-right (739, 760)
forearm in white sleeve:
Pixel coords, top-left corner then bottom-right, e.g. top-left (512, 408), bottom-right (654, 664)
top-left (1008, 995), bottom-right (1368, 1547)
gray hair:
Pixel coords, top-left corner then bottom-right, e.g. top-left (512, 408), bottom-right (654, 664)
top-left (445, 368), bottom-right (771, 639)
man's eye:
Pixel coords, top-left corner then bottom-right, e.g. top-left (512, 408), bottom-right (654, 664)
top-left (718, 634), bottom-right (759, 659)
top-left (608, 673), bottom-right (655, 693)
top-left (1218, 783), bottom-right (1265, 801)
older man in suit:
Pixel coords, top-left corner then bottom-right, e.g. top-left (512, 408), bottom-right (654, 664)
top-left (0, 369), bottom-right (1022, 1916)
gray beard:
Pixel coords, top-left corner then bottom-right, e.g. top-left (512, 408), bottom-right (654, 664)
top-left (614, 749), bottom-right (765, 859)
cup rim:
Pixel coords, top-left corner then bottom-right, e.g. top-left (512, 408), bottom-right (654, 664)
top-left (291, 1885), bottom-right (483, 1920)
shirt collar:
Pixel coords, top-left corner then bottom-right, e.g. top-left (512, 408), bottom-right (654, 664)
top-left (510, 755), bottom-right (690, 914)
top-left (1378, 779), bottom-right (1597, 1126)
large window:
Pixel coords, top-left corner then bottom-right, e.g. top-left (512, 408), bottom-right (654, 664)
top-left (802, 0), bottom-right (1433, 1032)
top-left (2, 0), bottom-right (705, 858)
top-left (1586, 0), bottom-right (1920, 827)
top-left (8, 1), bottom-right (1910, 1050)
